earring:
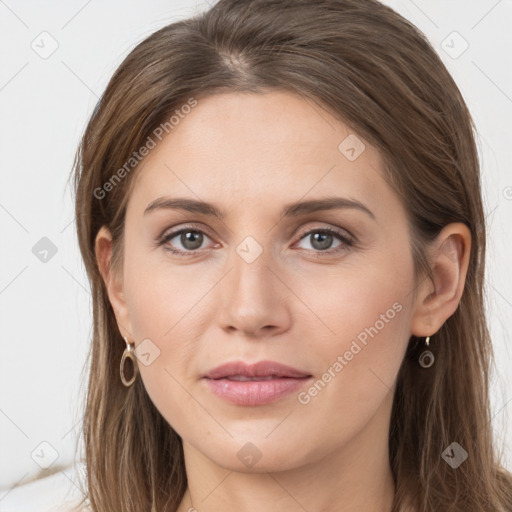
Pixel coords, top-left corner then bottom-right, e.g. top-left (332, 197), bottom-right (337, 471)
top-left (120, 336), bottom-right (139, 386)
top-left (418, 335), bottom-right (434, 368)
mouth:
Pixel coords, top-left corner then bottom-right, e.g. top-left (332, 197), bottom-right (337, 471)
top-left (203, 360), bottom-right (313, 406)
top-left (204, 360), bottom-right (311, 379)
top-left (220, 375), bottom-right (293, 381)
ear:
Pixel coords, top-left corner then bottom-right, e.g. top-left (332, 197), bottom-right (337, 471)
top-left (95, 225), bottom-right (133, 339)
top-left (410, 222), bottom-right (471, 337)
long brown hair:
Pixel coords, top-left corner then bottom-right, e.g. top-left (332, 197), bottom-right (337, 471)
top-left (71, 0), bottom-right (512, 510)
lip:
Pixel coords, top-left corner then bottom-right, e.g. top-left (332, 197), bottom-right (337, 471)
top-left (204, 360), bottom-right (311, 379)
top-left (203, 360), bottom-right (313, 406)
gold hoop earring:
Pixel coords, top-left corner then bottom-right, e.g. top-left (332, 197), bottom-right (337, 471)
top-left (418, 335), bottom-right (435, 368)
top-left (120, 336), bottom-right (139, 387)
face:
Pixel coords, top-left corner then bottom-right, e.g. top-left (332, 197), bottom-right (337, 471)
top-left (106, 90), bottom-right (421, 472)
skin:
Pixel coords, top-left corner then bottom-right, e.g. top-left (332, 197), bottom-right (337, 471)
top-left (95, 90), bottom-right (471, 512)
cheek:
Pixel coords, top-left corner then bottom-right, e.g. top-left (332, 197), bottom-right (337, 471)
top-left (123, 248), bottom-right (208, 342)
top-left (292, 247), bottom-right (412, 350)
top-left (122, 251), bottom-right (217, 425)
top-left (297, 261), bottom-right (413, 430)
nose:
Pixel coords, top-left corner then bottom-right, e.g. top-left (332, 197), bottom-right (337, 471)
top-left (216, 242), bottom-right (291, 338)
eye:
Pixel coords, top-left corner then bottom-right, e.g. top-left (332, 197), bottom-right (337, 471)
top-left (294, 227), bottom-right (354, 255)
top-left (158, 227), bottom-right (215, 254)
top-left (157, 225), bottom-right (354, 257)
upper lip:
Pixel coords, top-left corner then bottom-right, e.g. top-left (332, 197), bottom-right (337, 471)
top-left (204, 360), bottom-right (312, 379)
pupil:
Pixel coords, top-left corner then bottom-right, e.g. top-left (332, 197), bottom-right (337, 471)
top-left (182, 231), bottom-right (203, 250)
top-left (312, 232), bottom-right (332, 250)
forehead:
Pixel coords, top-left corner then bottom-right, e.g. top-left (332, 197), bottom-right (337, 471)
top-left (127, 90), bottom-right (394, 219)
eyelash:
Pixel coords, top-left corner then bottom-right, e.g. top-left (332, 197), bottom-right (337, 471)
top-left (157, 224), bottom-right (355, 258)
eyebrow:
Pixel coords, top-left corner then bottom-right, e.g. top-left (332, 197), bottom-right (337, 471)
top-left (143, 195), bottom-right (375, 220)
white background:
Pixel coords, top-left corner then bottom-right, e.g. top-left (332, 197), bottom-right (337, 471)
top-left (0, 0), bottom-right (511, 508)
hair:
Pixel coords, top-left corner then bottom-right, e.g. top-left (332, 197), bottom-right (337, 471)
top-left (70, 0), bottom-right (512, 510)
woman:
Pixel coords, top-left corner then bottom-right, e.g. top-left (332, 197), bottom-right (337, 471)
top-left (71, 0), bottom-right (512, 510)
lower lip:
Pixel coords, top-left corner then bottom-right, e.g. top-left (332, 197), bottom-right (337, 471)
top-left (204, 377), bottom-right (312, 406)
